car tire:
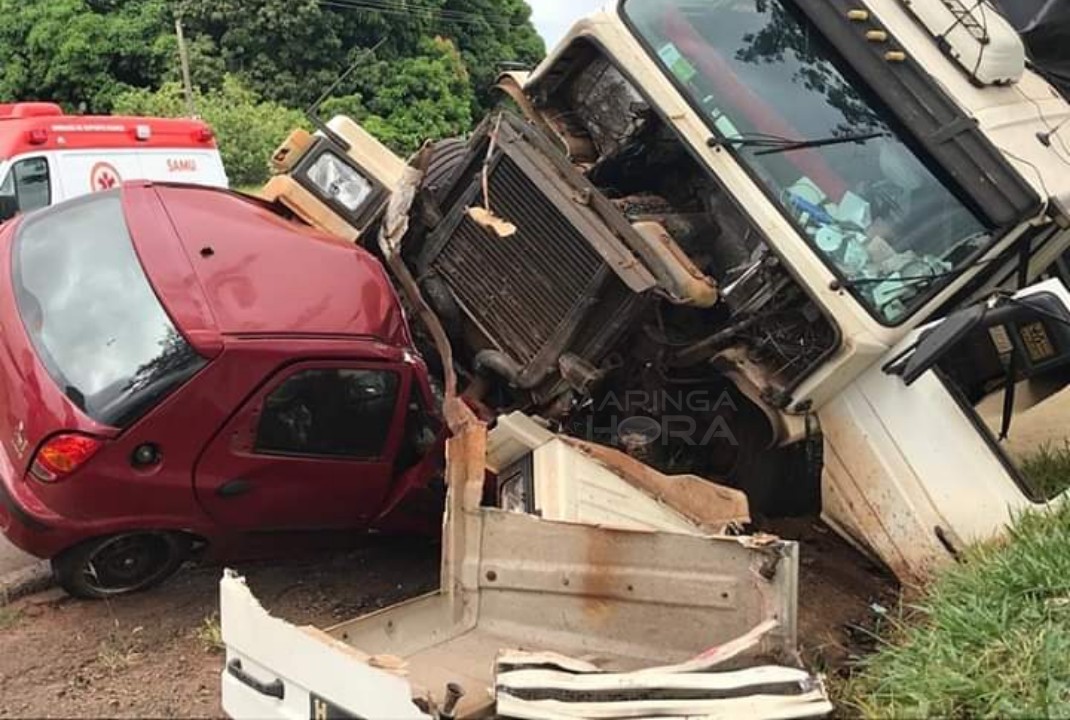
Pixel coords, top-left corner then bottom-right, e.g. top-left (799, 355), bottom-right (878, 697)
top-left (52, 532), bottom-right (189, 600)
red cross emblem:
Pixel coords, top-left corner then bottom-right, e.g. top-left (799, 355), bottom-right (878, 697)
top-left (89, 162), bottom-right (121, 192)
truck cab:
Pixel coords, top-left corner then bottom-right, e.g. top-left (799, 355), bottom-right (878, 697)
top-left (0, 102), bottom-right (228, 223)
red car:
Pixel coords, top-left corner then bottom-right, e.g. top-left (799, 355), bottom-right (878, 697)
top-left (0, 183), bottom-right (442, 598)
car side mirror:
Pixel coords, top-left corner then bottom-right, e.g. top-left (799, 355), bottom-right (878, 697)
top-left (0, 195), bottom-right (19, 223)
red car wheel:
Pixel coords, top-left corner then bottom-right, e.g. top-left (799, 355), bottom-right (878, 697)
top-left (51, 532), bottom-right (189, 599)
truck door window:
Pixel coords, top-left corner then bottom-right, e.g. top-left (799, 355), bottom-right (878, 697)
top-left (0, 157), bottom-right (51, 221)
top-left (255, 369), bottom-right (400, 460)
top-left (916, 290), bottom-right (1070, 501)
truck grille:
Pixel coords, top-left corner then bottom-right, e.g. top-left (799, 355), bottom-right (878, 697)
top-left (420, 114), bottom-right (651, 388)
top-left (432, 156), bottom-right (606, 367)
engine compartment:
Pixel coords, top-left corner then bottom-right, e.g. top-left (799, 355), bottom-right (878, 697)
top-left (406, 42), bottom-right (840, 508)
top-left (534, 46), bottom-right (840, 402)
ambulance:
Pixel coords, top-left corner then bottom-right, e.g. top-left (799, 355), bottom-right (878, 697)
top-left (0, 102), bottom-right (228, 222)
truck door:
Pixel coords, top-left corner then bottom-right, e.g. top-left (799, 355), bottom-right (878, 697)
top-left (194, 360), bottom-right (413, 532)
top-left (819, 279), bottom-right (1070, 583)
top-left (0, 156), bottom-right (53, 222)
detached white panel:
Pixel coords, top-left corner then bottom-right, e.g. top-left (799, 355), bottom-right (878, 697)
top-left (532, 439), bottom-right (702, 534)
top-left (220, 571), bottom-right (428, 720)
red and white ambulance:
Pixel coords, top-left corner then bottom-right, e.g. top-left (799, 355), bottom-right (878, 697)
top-left (0, 102), bottom-right (228, 222)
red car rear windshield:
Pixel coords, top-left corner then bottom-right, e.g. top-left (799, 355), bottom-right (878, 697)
top-left (12, 191), bottom-right (206, 428)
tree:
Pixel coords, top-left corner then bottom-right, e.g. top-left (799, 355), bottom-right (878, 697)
top-left (174, 0), bottom-right (443, 108)
top-left (357, 37), bottom-right (475, 152)
top-left (173, 0), bottom-right (543, 112)
top-left (439, 0), bottom-right (544, 111)
top-left (0, 0), bottom-right (173, 112)
top-left (0, 0), bottom-right (546, 175)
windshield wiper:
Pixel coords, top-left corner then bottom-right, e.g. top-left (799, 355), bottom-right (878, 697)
top-left (707, 132), bottom-right (799, 150)
top-left (754, 131), bottom-right (887, 155)
top-left (707, 131), bottom-right (887, 154)
top-left (832, 252), bottom-right (1007, 293)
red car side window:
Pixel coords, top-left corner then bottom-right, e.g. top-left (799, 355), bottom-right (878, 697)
top-left (254, 369), bottom-right (400, 460)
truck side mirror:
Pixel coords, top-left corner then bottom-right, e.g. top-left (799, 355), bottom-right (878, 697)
top-left (899, 304), bottom-right (987, 385)
top-left (894, 292), bottom-right (1070, 386)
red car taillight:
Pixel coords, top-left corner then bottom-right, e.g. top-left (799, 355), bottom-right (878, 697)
top-left (30, 433), bottom-right (102, 482)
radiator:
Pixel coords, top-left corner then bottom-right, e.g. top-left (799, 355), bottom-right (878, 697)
top-left (420, 114), bottom-right (654, 389)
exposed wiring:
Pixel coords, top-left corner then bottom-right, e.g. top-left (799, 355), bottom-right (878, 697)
top-left (967, 0), bottom-right (990, 80)
top-left (997, 145), bottom-right (1054, 215)
top-left (935, 0), bottom-right (992, 70)
top-left (1013, 83), bottom-right (1070, 169)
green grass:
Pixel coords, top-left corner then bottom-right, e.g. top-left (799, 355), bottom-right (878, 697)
top-left (195, 613), bottom-right (224, 654)
top-left (0, 606), bottom-right (21, 630)
top-left (1021, 441), bottom-right (1070, 499)
top-left (843, 449), bottom-right (1070, 718)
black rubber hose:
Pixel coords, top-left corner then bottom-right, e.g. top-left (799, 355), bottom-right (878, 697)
top-left (473, 349), bottom-right (540, 389)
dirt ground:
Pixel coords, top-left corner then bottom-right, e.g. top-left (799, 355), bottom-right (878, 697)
top-left (0, 522), bottom-right (893, 719)
top-left (0, 538), bottom-right (439, 719)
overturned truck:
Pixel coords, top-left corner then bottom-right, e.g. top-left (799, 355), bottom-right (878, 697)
top-left (265, 0), bottom-right (1070, 580)
top-left (224, 0), bottom-right (1070, 716)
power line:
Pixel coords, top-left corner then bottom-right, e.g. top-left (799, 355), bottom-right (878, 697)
top-left (318, 0), bottom-right (526, 28)
top-left (324, 0), bottom-right (518, 25)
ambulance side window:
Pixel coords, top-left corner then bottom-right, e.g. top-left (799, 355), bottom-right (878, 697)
top-left (0, 157), bottom-right (51, 222)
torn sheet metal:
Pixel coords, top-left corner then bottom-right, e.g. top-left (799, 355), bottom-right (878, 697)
top-left (488, 412), bottom-right (750, 534)
top-left (494, 624), bottom-right (832, 720)
top-left (222, 409), bottom-right (799, 720)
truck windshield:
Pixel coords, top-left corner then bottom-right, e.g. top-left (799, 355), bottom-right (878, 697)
top-left (623, 0), bottom-right (993, 324)
top-left (13, 192), bottom-right (206, 428)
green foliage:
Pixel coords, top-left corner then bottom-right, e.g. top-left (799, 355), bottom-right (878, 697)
top-left (174, 0), bottom-right (544, 112)
top-left (439, 0), bottom-right (545, 111)
top-left (358, 37), bottom-right (475, 154)
top-left (114, 76), bottom-right (306, 187)
top-left (845, 483), bottom-right (1070, 718)
top-left (0, 0), bottom-right (546, 174)
top-left (0, 606), bottom-right (21, 631)
top-left (0, 0), bottom-right (174, 112)
top-left (195, 613), bottom-right (224, 654)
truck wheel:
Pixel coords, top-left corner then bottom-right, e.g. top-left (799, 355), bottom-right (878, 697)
top-left (707, 397), bottom-right (819, 518)
top-left (52, 532), bottom-right (189, 599)
top-left (421, 138), bottom-right (468, 202)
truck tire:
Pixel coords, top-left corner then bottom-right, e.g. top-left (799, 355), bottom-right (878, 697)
top-left (732, 442), bottom-right (820, 519)
top-left (421, 138), bottom-right (468, 202)
top-left (708, 396), bottom-right (820, 518)
top-left (52, 531), bottom-right (189, 599)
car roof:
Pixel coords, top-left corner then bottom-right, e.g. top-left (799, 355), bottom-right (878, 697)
top-left (124, 182), bottom-right (412, 347)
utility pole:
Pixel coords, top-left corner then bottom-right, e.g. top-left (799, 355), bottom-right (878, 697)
top-left (175, 17), bottom-right (197, 118)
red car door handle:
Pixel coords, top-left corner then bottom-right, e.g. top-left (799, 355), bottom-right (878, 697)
top-left (227, 659), bottom-right (284, 699)
top-left (217, 479), bottom-right (253, 498)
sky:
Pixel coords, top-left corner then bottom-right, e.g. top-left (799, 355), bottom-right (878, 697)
top-left (529, 0), bottom-right (609, 47)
